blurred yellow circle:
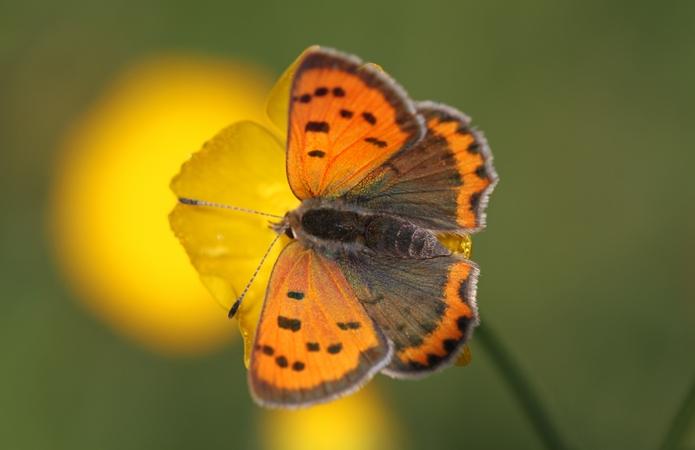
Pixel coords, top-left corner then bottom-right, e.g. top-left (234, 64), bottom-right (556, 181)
top-left (51, 55), bottom-right (273, 355)
top-left (261, 386), bottom-right (400, 450)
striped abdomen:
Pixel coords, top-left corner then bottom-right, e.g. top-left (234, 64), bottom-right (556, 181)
top-left (364, 215), bottom-right (450, 259)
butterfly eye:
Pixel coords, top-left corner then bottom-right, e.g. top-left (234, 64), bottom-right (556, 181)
top-left (285, 227), bottom-right (296, 239)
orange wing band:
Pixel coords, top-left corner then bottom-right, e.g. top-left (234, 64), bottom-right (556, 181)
top-left (423, 111), bottom-right (497, 231)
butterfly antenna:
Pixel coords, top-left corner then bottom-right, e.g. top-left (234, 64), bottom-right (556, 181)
top-left (228, 226), bottom-right (287, 318)
top-left (178, 197), bottom-right (283, 219)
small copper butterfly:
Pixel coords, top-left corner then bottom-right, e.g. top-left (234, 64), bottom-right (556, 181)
top-left (181, 47), bottom-right (497, 408)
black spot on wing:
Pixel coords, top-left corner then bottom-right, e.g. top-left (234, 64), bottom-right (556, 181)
top-left (364, 137), bottom-right (387, 148)
top-left (467, 141), bottom-right (480, 154)
top-left (287, 291), bottom-right (305, 300)
top-left (314, 87), bottom-right (328, 96)
top-left (261, 345), bottom-right (274, 356)
top-left (307, 150), bottom-right (326, 158)
top-left (457, 316), bottom-right (472, 333)
top-left (362, 112), bottom-right (377, 125)
top-left (475, 165), bottom-right (488, 179)
top-left (427, 353), bottom-right (443, 366)
top-left (278, 316), bottom-right (301, 332)
top-left (337, 321), bottom-right (361, 330)
top-left (457, 125), bottom-right (470, 135)
top-left (469, 192), bottom-right (482, 211)
top-left (443, 338), bottom-right (459, 353)
top-left (327, 343), bottom-right (343, 354)
top-left (306, 121), bottom-right (330, 133)
top-left (292, 361), bottom-right (305, 372)
top-left (332, 87), bottom-right (345, 97)
top-left (275, 355), bottom-right (288, 368)
top-left (299, 94), bottom-right (311, 103)
top-left (306, 342), bottom-right (320, 352)
top-left (340, 109), bottom-right (354, 119)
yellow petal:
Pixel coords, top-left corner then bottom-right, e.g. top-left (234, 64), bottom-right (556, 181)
top-left (51, 55), bottom-right (272, 355)
top-left (438, 233), bottom-right (473, 259)
top-left (170, 121), bottom-right (298, 365)
top-left (265, 46), bottom-right (320, 135)
top-left (261, 386), bottom-right (401, 450)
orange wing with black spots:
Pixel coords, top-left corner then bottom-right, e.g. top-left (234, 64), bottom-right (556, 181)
top-left (249, 241), bottom-right (392, 408)
top-left (339, 251), bottom-right (478, 377)
top-left (286, 48), bottom-right (424, 200)
top-left (345, 101), bottom-right (498, 233)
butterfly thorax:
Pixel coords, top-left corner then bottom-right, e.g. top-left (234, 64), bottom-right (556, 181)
top-left (285, 198), bottom-right (450, 260)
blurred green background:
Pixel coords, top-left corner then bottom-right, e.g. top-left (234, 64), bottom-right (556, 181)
top-left (2, 0), bottom-right (695, 449)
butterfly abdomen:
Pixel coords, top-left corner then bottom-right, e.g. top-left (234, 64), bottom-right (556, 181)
top-left (364, 215), bottom-right (450, 259)
top-left (295, 205), bottom-right (449, 259)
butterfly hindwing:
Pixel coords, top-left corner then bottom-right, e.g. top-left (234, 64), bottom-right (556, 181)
top-left (249, 241), bottom-right (392, 408)
top-left (286, 48), bottom-right (425, 200)
top-left (345, 101), bottom-right (498, 233)
top-left (338, 251), bottom-right (479, 378)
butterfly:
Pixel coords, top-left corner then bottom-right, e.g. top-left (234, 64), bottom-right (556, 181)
top-left (178, 47), bottom-right (497, 408)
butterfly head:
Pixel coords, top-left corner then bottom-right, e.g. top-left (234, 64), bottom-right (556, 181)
top-left (272, 212), bottom-right (297, 240)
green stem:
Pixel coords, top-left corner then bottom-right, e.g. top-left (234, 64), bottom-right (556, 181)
top-left (661, 375), bottom-right (695, 450)
top-left (476, 324), bottom-right (570, 450)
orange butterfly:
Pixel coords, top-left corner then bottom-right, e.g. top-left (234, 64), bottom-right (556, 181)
top-left (180, 48), bottom-right (497, 408)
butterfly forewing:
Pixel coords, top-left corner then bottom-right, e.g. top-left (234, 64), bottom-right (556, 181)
top-left (249, 242), bottom-right (392, 408)
top-left (286, 48), bottom-right (424, 199)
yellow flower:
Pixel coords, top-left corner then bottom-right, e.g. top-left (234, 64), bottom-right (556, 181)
top-left (169, 50), bottom-right (306, 364)
top-left (51, 55), bottom-right (273, 355)
top-left (260, 385), bottom-right (401, 450)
